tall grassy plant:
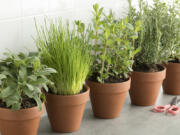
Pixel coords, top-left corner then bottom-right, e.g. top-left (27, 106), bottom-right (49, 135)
top-left (35, 19), bottom-right (92, 95)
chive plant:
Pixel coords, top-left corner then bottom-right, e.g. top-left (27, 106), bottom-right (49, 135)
top-left (128, 0), bottom-right (179, 71)
top-left (35, 19), bottom-right (92, 95)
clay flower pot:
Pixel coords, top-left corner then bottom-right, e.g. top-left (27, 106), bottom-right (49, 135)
top-left (0, 104), bottom-right (44, 135)
top-left (129, 66), bottom-right (166, 106)
top-left (45, 85), bottom-right (89, 133)
top-left (163, 63), bottom-right (180, 95)
top-left (87, 78), bottom-right (130, 119)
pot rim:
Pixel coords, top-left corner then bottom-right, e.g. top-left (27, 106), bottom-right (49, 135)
top-left (168, 62), bottom-right (180, 65)
top-left (0, 103), bottom-right (44, 121)
top-left (87, 78), bottom-right (130, 94)
top-left (45, 84), bottom-right (90, 98)
top-left (87, 77), bottom-right (131, 86)
top-left (45, 85), bottom-right (90, 106)
top-left (0, 103), bottom-right (44, 112)
top-left (132, 65), bottom-right (166, 75)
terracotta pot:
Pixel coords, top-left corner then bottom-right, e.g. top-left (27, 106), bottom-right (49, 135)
top-left (0, 104), bottom-right (44, 135)
top-left (45, 85), bottom-right (89, 133)
top-left (163, 63), bottom-right (180, 95)
top-left (129, 66), bottom-right (166, 106)
top-left (86, 78), bottom-right (130, 119)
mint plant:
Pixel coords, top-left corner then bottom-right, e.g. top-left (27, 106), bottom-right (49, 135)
top-left (0, 51), bottom-right (56, 110)
top-left (89, 4), bottom-right (141, 83)
top-left (35, 19), bottom-right (92, 95)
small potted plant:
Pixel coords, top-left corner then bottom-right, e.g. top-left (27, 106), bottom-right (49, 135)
top-left (128, 0), bottom-right (170, 106)
top-left (35, 19), bottom-right (92, 132)
top-left (162, 0), bottom-right (180, 95)
top-left (86, 4), bottom-right (141, 118)
top-left (0, 51), bottom-right (55, 135)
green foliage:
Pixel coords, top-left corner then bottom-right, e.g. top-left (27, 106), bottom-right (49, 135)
top-left (128, 0), bottom-right (180, 69)
top-left (89, 4), bottom-right (141, 83)
top-left (0, 51), bottom-right (56, 111)
top-left (35, 19), bottom-right (92, 95)
top-left (162, 0), bottom-right (180, 61)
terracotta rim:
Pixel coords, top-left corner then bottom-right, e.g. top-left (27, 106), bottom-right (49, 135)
top-left (131, 66), bottom-right (166, 82)
top-left (133, 65), bottom-right (166, 74)
top-left (165, 62), bottom-right (180, 72)
top-left (166, 62), bottom-right (180, 66)
top-left (0, 103), bottom-right (44, 121)
top-left (87, 78), bottom-right (130, 85)
top-left (87, 78), bottom-right (131, 94)
top-left (45, 85), bottom-right (90, 106)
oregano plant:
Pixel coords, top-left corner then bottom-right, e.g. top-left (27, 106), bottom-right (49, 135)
top-left (88, 4), bottom-right (141, 83)
top-left (0, 51), bottom-right (56, 110)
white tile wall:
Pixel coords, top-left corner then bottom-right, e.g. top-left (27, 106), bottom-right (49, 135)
top-left (0, 0), bottom-right (21, 20)
top-left (22, 0), bottom-right (49, 17)
top-left (0, 0), bottom-right (170, 56)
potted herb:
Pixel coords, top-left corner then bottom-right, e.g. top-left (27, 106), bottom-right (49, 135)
top-left (86, 4), bottom-right (141, 118)
top-left (162, 1), bottom-right (180, 95)
top-left (128, 0), bottom-right (170, 106)
top-left (35, 19), bottom-right (92, 132)
top-left (0, 51), bottom-right (55, 135)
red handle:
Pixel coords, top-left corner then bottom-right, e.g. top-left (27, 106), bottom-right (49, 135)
top-left (168, 105), bottom-right (180, 115)
top-left (153, 105), bottom-right (170, 112)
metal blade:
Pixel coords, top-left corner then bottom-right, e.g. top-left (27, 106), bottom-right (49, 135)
top-left (170, 96), bottom-right (178, 105)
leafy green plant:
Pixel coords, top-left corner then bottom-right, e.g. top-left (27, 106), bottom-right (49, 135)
top-left (88, 4), bottom-right (141, 83)
top-left (128, 0), bottom-right (180, 70)
top-left (161, 0), bottom-right (180, 62)
top-left (0, 51), bottom-right (56, 111)
top-left (35, 19), bottom-right (92, 95)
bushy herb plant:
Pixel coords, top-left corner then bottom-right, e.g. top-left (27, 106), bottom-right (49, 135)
top-left (88, 4), bottom-right (141, 83)
top-left (35, 19), bottom-right (92, 95)
top-left (128, 0), bottom-right (180, 71)
top-left (0, 51), bottom-right (56, 110)
top-left (162, 0), bottom-right (180, 62)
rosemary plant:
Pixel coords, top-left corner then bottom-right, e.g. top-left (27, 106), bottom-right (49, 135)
top-left (128, 0), bottom-right (179, 71)
top-left (162, 0), bottom-right (180, 62)
top-left (88, 4), bottom-right (141, 83)
top-left (35, 19), bottom-right (92, 95)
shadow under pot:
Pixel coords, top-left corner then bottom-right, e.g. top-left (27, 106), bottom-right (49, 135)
top-left (129, 66), bottom-right (166, 106)
top-left (0, 104), bottom-right (44, 135)
top-left (45, 85), bottom-right (89, 133)
top-left (86, 78), bottom-right (130, 119)
top-left (163, 63), bottom-right (180, 95)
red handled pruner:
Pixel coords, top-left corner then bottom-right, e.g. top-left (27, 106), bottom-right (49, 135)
top-left (153, 96), bottom-right (180, 115)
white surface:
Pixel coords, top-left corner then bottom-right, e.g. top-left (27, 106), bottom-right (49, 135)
top-left (0, 0), bottom-right (172, 56)
top-left (39, 89), bottom-right (180, 135)
top-left (0, 0), bottom-right (130, 56)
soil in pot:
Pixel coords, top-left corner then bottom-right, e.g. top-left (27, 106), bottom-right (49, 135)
top-left (0, 102), bottom-right (44, 135)
top-left (163, 62), bottom-right (180, 95)
top-left (45, 85), bottom-right (89, 133)
top-left (0, 96), bottom-right (37, 109)
top-left (87, 77), bottom-right (130, 119)
top-left (129, 65), bottom-right (166, 106)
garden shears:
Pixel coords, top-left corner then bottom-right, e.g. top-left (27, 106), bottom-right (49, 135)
top-left (153, 96), bottom-right (180, 115)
